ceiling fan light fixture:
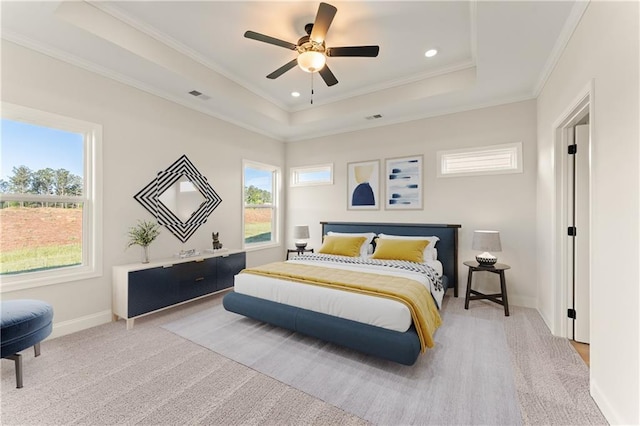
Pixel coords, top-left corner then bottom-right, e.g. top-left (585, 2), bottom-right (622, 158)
top-left (244, 2), bottom-right (377, 87)
top-left (297, 50), bottom-right (326, 73)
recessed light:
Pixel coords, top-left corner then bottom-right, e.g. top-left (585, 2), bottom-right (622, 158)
top-left (425, 49), bottom-right (438, 58)
top-left (291, 91), bottom-right (301, 97)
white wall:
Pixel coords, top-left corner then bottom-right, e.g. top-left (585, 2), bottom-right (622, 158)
top-left (1, 41), bottom-right (285, 336)
top-left (286, 100), bottom-right (538, 307)
top-left (536, 2), bottom-right (639, 424)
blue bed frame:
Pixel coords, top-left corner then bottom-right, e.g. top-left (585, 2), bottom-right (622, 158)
top-left (223, 222), bottom-right (461, 365)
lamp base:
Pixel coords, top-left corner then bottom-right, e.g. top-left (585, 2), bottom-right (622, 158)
top-left (476, 252), bottom-right (497, 266)
top-left (295, 242), bottom-right (308, 249)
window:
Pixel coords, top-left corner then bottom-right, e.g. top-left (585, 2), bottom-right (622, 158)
top-left (437, 142), bottom-right (523, 177)
top-left (0, 103), bottom-right (102, 291)
top-left (290, 163), bottom-right (333, 186)
top-left (243, 160), bottom-right (280, 249)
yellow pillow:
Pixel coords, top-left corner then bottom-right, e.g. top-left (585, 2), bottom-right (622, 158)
top-left (371, 238), bottom-right (430, 263)
top-left (318, 235), bottom-right (367, 257)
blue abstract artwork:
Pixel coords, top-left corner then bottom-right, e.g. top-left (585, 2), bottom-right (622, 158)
top-left (347, 160), bottom-right (380, 210)
top-left (352, 182), bottom-right (375, 205)
top-left (385, 155), bottom-right (423, 209)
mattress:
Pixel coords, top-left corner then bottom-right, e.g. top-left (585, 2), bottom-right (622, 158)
top-left (233, 256), bottom-right (443, 333)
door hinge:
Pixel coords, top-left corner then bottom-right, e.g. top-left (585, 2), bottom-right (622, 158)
top-left (568, 226), bottom-right (577, 236)
top-left (567, 308), bottom-right (577, 319)
top-left (568, 144), bottom-right (577, 154)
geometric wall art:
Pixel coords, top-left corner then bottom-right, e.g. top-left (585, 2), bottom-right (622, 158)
top-left (384, 155), bottom-right (423, 210)
top-left (134, 155), bottom-right (222, 243)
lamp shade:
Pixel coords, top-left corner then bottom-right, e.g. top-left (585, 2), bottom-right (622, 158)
top-left (472, 230), bottom-right (502, 252)
top-left (293, 225), bottom-right (310, 240)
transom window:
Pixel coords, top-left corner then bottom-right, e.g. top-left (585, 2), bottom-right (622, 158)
top-left (243, 160), bottom-right (280, 249)
top-left (290, 163), bottom-right (333, 186)
top-left (0, 103), bottom-right (102, 291)
top-left (437, 142), bottom-right (523, 177)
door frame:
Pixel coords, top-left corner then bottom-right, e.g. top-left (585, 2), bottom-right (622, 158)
top-left (552, 80), bottom-right (594, 339)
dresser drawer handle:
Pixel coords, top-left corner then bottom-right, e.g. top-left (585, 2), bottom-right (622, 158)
top-left (195, 277), bottom-right (205, 282)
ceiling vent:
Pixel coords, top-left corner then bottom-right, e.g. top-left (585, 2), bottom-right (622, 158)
top-left (365, 114), bottom-right (383, 120)
top-left (188, 90), bottom-right (211, 101)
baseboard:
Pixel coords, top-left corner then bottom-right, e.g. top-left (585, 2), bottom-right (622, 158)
top-left (591, 379), bottom-right (624, 425)
top-left (49, 310), bottom-right (112, 339)
top-left (536, 307), bottom-right (555, 335)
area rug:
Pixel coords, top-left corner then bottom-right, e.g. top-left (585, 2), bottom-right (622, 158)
top-left (163, 304), bottom-right (522, 425)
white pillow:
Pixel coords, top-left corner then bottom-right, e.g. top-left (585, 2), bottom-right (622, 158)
top-left (327, 231), bottom-right (376, 257)
top-left (377, 233), bottom-right (439, 261)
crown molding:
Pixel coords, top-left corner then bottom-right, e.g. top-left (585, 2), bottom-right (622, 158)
top-left (3, 31), bottom-right (534, 145)
top-left (1, 32), bottom-right (281, 141)
top-left (533, 0), bottom-right (590, 96)
top-left (284, 93), bottom-right (536, 143)
top-left (90, 1), bottom-right (290, 111)
top-left (290, 61), bottom-right (476, 112)
top-left (90, 1), bottom-right (477, 116)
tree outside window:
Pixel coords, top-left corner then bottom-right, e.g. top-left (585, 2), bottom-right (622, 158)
top-left (243, 161), bottom-right (279, 247)
top-left (0, 104), bottom-right (102, 290)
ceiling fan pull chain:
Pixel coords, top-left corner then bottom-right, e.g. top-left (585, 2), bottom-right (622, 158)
top-left (310, 72), bottom-right (314, 105)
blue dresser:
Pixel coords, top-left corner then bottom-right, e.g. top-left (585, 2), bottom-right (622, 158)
top-left (113, 250), bottom-right (245, 329)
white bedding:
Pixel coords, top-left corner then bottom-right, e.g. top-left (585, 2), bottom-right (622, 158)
top-left (233, 256), bottom-right (443, 333)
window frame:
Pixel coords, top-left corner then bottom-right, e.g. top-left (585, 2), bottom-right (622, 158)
top-left (290, 163), bottom-right (334, 187)
top-left (436, 142), bottom-right (523, 178)
top-left (242, 159), bottom-right (280, 251)
top-left (0, 103), bottom-right (103, 292)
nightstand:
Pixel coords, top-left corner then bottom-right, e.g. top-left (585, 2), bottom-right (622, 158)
top-left (463, 261), bottom-right (511, 316)
top-left (286, 248), bottom-right (314, 260)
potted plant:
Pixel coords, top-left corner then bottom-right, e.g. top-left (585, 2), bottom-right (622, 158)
top-left (127, 220), bottom-right (160, 263)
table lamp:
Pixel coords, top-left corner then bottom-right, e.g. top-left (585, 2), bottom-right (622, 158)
top-left (472, 230), bottom-right (501, 266)
top-left (293, 225), bottom-right (310, 249)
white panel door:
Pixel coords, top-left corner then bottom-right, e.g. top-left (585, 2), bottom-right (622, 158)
top-left (566, 125), bottom-right (576, 340)
top-left (573, 124), bottom-right (590, 344)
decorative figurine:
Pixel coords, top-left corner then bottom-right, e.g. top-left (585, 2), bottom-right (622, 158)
top-left (212, 232), bottom-right (223, 250)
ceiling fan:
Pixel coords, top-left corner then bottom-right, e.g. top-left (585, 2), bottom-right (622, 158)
top-left (244, 2), bottom-right (379, 87)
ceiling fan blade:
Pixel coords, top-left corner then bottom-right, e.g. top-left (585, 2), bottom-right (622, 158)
top-left (310, 2), bottom-right (337, 43)
top-left (327, 46), bottom-right (380, 57)
top-left (244, 31), bottom-right (297, 50)
top-left (266, 59), bottom-right (298, 79)
top-left (319, 65), bottom-right (338, 87)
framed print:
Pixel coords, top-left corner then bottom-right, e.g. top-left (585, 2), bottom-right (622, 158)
top-left (385, 155), bottom-right (423, 210)
top-left (347, 160), bottom-right (380, 210)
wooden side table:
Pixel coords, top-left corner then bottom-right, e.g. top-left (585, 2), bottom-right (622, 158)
top-left (286, 248), bottom-right (314, 260)
top-left (464, 261), bottom-right (511, 316)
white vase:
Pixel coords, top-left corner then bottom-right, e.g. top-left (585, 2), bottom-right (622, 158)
top-left (141, 246), bottom-right (150, 263)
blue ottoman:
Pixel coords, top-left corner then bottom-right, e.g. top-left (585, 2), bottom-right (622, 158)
top-left (1, 299), bottom-right (53, 388)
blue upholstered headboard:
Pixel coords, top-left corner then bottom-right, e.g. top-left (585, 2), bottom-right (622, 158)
top-left (320, 222), bottom-right (462, 297)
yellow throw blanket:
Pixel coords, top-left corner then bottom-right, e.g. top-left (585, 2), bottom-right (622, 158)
top-left (240, 262), bottom-right (442, 351)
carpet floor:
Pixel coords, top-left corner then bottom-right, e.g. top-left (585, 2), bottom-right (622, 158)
top-left (1, 293), bottom-right (607, 425)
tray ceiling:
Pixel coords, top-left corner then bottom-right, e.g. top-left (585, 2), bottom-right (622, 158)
top-left (1, 1), bottom-right (583, 141)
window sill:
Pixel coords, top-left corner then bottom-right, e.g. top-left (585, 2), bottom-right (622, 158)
top-left (243, 242), bottom-right (281, 252)
top-left (0, 266), bottom-right (102, 293)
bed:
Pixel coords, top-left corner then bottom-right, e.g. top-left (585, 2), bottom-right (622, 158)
top-left (223, 222), bottom-right (461, 365)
